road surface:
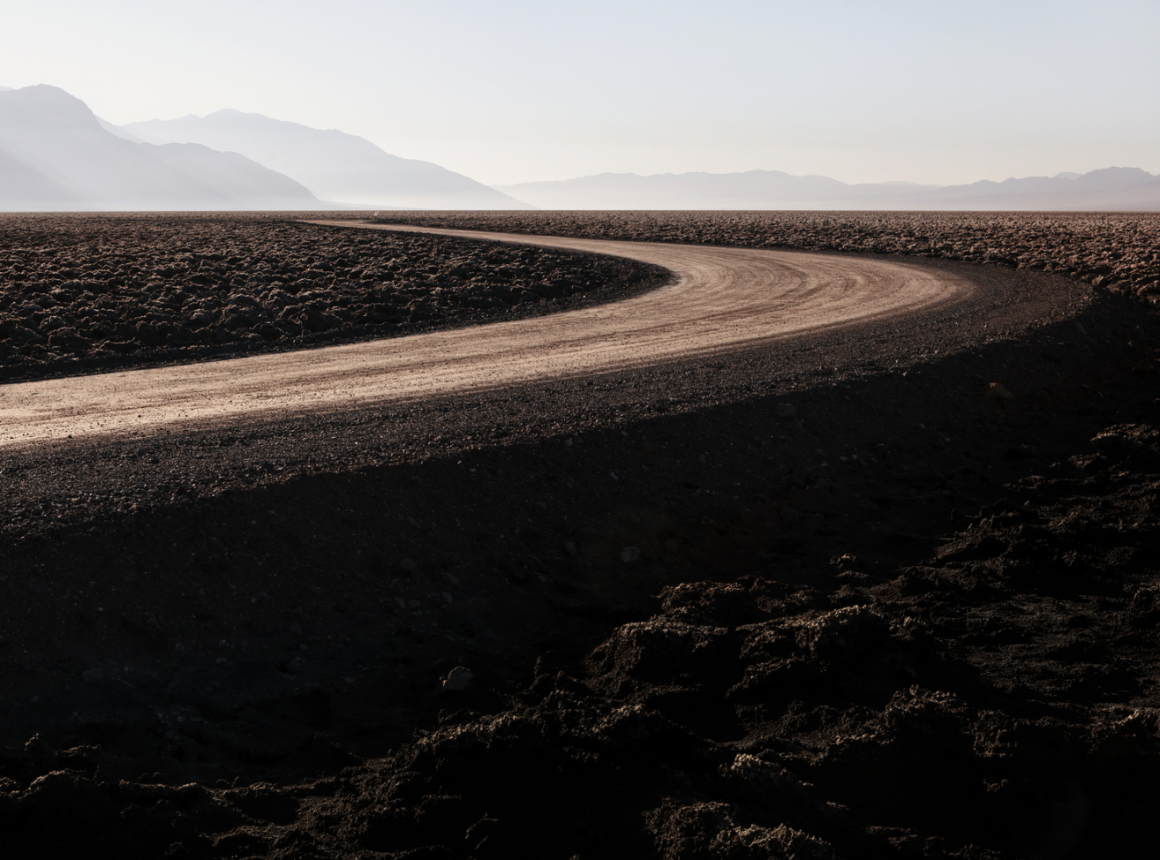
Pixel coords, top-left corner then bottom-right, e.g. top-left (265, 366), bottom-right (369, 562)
top-left (0, 222), bottom-right (975, 448)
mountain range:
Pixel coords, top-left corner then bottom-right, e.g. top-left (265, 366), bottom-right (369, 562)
top-left (496, 167), bottom-right (1160, 211)
top-left (123, 110), bottom-right (526, 210)
top-left (0, 86), bottom-right (317, 211)
top-left (1, 84), bottom-right (1158, 211)
top-left (0, 85), bottom-right (525, 211)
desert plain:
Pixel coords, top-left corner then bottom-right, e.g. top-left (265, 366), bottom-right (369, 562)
top-left (0, 210), bottom-right (1158, 858)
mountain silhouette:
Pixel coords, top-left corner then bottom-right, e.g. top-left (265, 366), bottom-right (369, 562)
top-left (7, 84), bottom-right (1156, 211)
top-left (0, 86), bottom-right (319, 211)
top-left (124, 110), bottom-right (530, 210)
top-left (925, 167), bottom-right (1160, 210)
top-left (497, 167), bottom-right (1160, 210)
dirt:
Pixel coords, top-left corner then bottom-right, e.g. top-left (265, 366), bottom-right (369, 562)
top-left (374, 210), bottom-right (1160, 302)
top-left (2, 223), bottom-right (995, 446)
top-left (1, 212), bottom-right (1158, 859)
top-left (0, 213), bottom-right (666, 384)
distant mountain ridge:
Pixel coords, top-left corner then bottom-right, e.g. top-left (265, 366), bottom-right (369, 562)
top-left (5, 83), bottom-right (1157, 211)
top-left (123, 110), bottom-right (530, 210)
top-left (922, 167), bottom-right (1160, 210)
top-left (0, 85), bottom-right (318, 211)
top-left (496, 167), bottom-right (1160, 211)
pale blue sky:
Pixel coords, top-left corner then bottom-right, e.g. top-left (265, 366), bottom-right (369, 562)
top-left (4, 0), bottom-right (1158, 186)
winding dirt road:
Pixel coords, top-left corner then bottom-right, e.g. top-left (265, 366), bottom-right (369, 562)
top-left (0, 222), bottom-right (976, 448)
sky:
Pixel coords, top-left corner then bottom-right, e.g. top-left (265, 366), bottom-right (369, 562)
top-left (3, 0), bottom-right (1158, 187)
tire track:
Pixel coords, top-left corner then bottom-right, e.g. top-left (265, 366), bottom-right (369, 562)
top-left (0, 222), bottom-right (975, 448)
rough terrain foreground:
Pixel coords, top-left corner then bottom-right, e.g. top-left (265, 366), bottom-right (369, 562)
top-left (0, 213), bottom-right (1158, 860)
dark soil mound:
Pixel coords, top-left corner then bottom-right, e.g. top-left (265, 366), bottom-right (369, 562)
top-left (4, 392), bottom-right (1160, 858)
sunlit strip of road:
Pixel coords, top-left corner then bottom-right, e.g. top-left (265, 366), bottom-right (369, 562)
top-left (0, 222), bottom-right (973, 448)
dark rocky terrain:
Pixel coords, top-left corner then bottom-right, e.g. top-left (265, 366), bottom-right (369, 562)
top-left (380, 210), bottom-right (1160, 302)
top-left (0, 213), bottom-right (666, 382)
top-left (1, 212), bottom-right (1158, 859)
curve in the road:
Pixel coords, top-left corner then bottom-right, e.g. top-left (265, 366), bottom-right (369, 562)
top-left (0, 222), bottom-right (975, 448)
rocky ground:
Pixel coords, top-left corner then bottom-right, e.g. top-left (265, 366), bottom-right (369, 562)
top-left (378, 211), bottom-right (1160, 302)
top-left (0, 213), bottom-right (666, 383)
top-left (1, 212), bottom-right (1158, 859)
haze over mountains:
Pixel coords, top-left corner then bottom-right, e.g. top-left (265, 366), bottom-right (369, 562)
top-left (0, 86), bottom-right (317, 211)
top-left (497, 167), bottom-right (1160, 211)
top-left (0, 85), bottom-right (524, 211)
top-left (123, 111), bottom-right (527, 210)
top-left (1, 83), bottom-right (1158, 212)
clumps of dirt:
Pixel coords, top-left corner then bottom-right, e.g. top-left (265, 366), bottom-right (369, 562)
top-left (0, 213), bottom-right (668, 382)
top-left (335, 411), bottom-right (1160, 858)
top-left (378, 210), bottom-right (1160, 301)
top-left (4, 405), bottom-right (1160, 858)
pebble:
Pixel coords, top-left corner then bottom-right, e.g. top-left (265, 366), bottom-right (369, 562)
top-left (986, 382), bottom-right (1015, 401)
top-left (777, 403), bottom-right (797, 418)
top-left (441, 666), bottom-right (473, 692)
top-left (620, 546), bottom-right (641, 563)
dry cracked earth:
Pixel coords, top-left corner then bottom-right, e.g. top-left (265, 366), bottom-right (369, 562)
top-left (1, 212), bottom-right (1159, 859)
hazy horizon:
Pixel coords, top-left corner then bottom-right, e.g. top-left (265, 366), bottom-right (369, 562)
top-left (3, 0), bottom-right (1158, 188)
